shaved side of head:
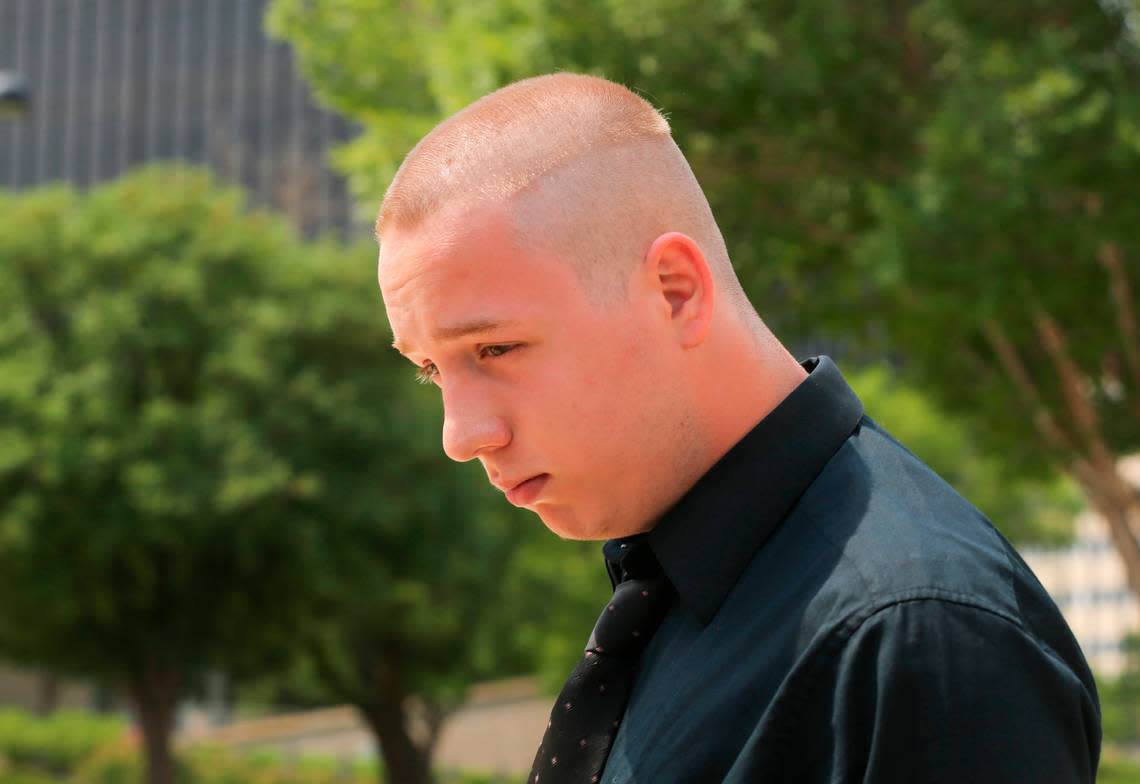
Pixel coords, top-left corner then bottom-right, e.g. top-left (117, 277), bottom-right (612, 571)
top-left (378, 72), bottom-right (754, 315)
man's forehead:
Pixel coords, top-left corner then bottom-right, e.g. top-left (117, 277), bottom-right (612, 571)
top-left (378, 200), bottom-right (513, 289)
top-left (377, 222), bottom-right (455, 292)
top-left (379, 202), bottom-right (566, 354)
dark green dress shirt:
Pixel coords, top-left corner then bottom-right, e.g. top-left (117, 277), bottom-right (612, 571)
top-left (600, 356), bottom-right (1100, 783)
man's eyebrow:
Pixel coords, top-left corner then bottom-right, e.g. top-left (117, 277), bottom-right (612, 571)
top-left (391, 319), bottom-right (517, 354)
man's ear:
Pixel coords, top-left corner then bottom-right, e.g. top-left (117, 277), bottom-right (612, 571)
top-left (644, 232), bottom-right (715, 349)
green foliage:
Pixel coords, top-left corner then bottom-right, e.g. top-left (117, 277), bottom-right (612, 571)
top-left (1100, 634), bottom-right (1140, 746)
top-left (0, 170), bottom-right (326, 681)
top-left (0, 769), bottom-right (58, 784)
top-left (436, 774), bottom-right (522, 784)
top-left (852, 0), bottom-right (1140, 472)
top-left (0, 722), bottom-right (524, 784)
top-left (73, 742), bottom-right (377, 784)
top-left (1098, 755), bottom-right (1140, 784)
top-left (493, 537), bottom-right (610, 693)
top-left (0, 710), bottom-right (124, 776)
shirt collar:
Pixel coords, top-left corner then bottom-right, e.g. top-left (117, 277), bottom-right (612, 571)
top-left (640, 355), bottom-right (864, 624)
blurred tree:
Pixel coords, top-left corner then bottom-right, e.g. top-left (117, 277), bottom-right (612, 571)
top-left (0, 171), bottom-right (313, 784)
top-left (0, 169), bottom-right (535, 784)
top-left (269, 0), bottom-right (1140, 583)
top-left (854, 0), bottom-right (1140, 594)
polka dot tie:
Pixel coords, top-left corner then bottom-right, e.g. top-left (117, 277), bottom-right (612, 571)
top-left (528, 537), bottom-right (673, 784)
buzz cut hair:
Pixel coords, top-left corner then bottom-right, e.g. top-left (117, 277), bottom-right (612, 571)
top-left (376, 72), bottom-right (753, 314)
top-left (375, 73), bottom-right (671, 239)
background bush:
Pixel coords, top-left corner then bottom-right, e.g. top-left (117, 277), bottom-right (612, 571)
top-left (0, 710), bottom-right (123, 776)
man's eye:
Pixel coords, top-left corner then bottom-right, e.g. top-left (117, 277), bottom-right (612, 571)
top-left (414, 346), bottom-right (517, 385)
top-left (415, 362), bottom-right (439, 384)
top-left (480, 344), bottom-right (519, 359)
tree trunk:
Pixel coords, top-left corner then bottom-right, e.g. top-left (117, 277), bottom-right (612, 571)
top-left (1074, 461), bottom-right (1140, 602)
top-left (359, 658), bottom-right (433, 784)
top-left (1028, 311), bottom-right (1140, 598)
top-left (984, 317), bottom-right (1140, 598)
top-left (1098, 241), bottom-right (1140, 420)
top-left (362, 703), bottom-right (432, 784)
top-left (35, 671), bottom-right (59, 716)
top-left (126, 661), bottom-right (181, 784)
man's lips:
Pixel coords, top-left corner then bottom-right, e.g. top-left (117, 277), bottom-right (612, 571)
top-left (500, 474), bottom-right (550, 506)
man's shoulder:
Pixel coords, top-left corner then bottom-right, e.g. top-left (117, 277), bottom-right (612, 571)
top-left (786, 416), bottom-right (1055, 637)
top-left (719, 414), bottom-right (1097, 723)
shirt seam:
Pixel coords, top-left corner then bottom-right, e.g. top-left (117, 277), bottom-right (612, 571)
top-left (800, 495), bottom-right (1085, 679)
top-left (772, 591), bottom-right (1086, 774)
top-left (800, 490), bottom-right (1027, 623)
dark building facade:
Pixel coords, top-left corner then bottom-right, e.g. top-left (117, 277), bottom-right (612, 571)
top-left (0, 0), bottom-right (358, 237)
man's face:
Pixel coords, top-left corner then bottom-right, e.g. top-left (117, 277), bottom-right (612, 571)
top-left (379, 202), bottom-right (688, 540)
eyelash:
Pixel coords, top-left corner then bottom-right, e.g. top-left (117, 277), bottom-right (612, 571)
top-left (414, 344), bottom-right (519, 384)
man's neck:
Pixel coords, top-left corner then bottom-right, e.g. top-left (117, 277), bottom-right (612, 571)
top-left (694, 323), bottom-right (808, 475)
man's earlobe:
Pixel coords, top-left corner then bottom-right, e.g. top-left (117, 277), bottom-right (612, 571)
top-left (646, 232), bottom-right (715, 348)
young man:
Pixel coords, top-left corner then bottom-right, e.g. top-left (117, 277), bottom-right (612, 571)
top-left (377, 73), bottom-right (1100, 783)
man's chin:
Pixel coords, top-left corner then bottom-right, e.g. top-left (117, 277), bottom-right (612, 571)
top-left (535, 505), bottom-right (650, 542)
top-left (533, 505), bottom-right (605, 542)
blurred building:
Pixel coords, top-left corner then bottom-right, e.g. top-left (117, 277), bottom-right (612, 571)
top-left (0, 668), bottom-right (93, 713)
top-left (0, 0), bottom-right (359, 237)
top-left (1021, 460), bottom-right (1140, 678)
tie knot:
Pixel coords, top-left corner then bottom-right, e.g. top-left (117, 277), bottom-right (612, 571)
top-left (588, 538), bottom-right (673, 660)
top-left (587, 573), bottom-right (672, 660)
top-left (603, 536), bottom-right (663, 585)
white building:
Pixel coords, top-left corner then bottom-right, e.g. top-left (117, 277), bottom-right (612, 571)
top-left (1022, 471), bottom-right (1140, 679)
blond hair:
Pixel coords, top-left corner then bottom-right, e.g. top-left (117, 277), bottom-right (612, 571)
top-left (378, 73), bottom-right (669, 234)
top-left (378, 72), bottom-right (750, 309)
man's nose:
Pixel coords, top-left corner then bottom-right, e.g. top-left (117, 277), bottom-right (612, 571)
top-left (440, 386), bottom-right (511, 462)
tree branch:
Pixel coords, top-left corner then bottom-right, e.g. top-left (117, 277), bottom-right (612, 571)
top-left (1031, 310), bottom-right (1140, 588)
top-left (1032, 311), bottom-right (1115, 469)
top-left (975, 320), bottom-right (1140, 585)
top-left (981, 319), bottom-right (1078, 456)
top-left (886, 0), bottom-right (927, 90)
top-left (1098, 241), bottom-right (1140, 420)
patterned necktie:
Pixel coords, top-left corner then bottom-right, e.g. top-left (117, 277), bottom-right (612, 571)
top-left (528, 536), bottom-right (673, 784)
